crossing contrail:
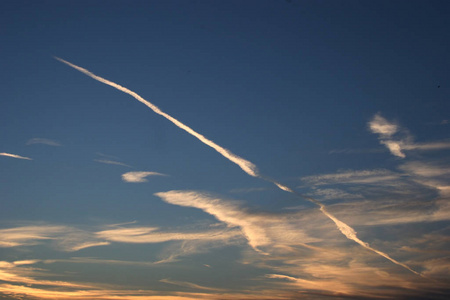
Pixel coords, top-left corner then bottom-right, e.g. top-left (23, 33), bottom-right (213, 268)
top-left (56, 57), bottom-right (421, 276)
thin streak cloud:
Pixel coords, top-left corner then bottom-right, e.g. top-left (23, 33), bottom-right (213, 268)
top-left (57, 58), bottom-right (420, 276)
top-left (26, 138), bottom-right (61, 146)
top-left (0, 152), bottom-right (32, 160)
top-left (94, 159), bottom-right (132, 168)
top-left (160, 279), bottom-right (226, 292)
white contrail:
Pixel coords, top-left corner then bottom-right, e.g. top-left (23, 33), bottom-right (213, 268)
top-left (56, 57), bottom-right (421, 276)
top-left (54, 57), bottom-right (258, 178)
top-left (319, 206), bottom-right (421, 276)
top-left (0, 153), bottom-right (32, 160)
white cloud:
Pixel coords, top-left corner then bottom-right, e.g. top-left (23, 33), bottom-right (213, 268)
top-left (369, 114), bottom-right (398, 138)
top-left (121, 171), bottom-right (167, 183)
top-left (0, 152), bottom-right (32, 160)
top-left (368, 114), bottom-right (407, 158)
top-left (381, 140), bottom-right (405, 158)
top-left (369, 113), bottom-right (450, 158)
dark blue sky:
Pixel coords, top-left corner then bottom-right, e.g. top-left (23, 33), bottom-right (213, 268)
top-left (1, 1), bottom-right (449, 299)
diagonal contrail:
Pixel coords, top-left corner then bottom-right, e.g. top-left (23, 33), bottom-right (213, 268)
top-left (54, 57), bottom-right (258, 178)
top-left (55, 57), bottom-right (421, 276)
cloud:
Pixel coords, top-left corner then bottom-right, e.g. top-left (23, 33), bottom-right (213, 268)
top-left (0, 257), bottom-right (298, 300)
top-left (369, 113), bottom-right (450, 158)
top-left (26, 138), bottom-right (61, 146)
top-left (324, 199), bottom-right (450, 226)
top-left (398, 161), bottom-right (450, 198)
top-left (310, 188), bottom-right (362, 201)
top-left (56, 58), bottom-right (421, 276)
top-left (94, 159), bottom-right (132, 168)
top-left (229, 187), bottom-right (268, 193)
top-left (369, 113), bottom-right (399, 138)
top-left (160, 279), bottom-right (226, 292)
top-left (382, 140), bottom-right (406, 158)
top-left (0, 225), bottom-right (67, 248)
top-left (0, 283), bottom-right (295, 300)
top-left (0, 152), bottom-right (32, 160)
top-left (402, 141), bottom-right (450, 151)
top-left (328, 148), bottom-right (384, 154)
top-left (0, 225), bottom-right (108, 252)
top-left (0, 259), bottom-right (93, 289)
top-left (96, 226), bottom-right (240, 244)
top-left (368, 113), bottom-right (407, 158)
top-left (121, 171), bottom-right (167, 183)
top-left (301, 169), bottom-right (402, 186)
top-left (399, 161), bottom-right (450, 178)
top-left (156, 190), bottom-right (341, 253)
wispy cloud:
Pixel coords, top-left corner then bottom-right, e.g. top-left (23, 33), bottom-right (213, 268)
top-left (301, 169), bottom-right (401, 186)
top-left (399, 161), bottom-right (450, 178)
top-left (0, 225), bottom-right (109, 252)
top-left (121, 171), bottom-right (167, 183)
top-left (57, 58), bottom-right (420, 276)
top-left (0, 225), bottom-right (67, 248)
top-left (229, 187), bottom-right (268, 193)
top-left (328, 199), bottom-right (450, 226)
top-left (0, 152), bottom-right (32, 160)
top-left (369, 113), bottom-right (407, 158)
top-left (26, 138), bottom-right (61, 146)
top-left (94, 159), bottom-right (132, 168)
top-left (0, 259), bottom-right (93, 289)
top-left (156, 190), bottom-right (337, 253)
top-left (328, 148), bottom-right (384, 154)
top-left (402, 141), bottom-right (450, 151)
top-left (369, 113), bottom-right (450, 158)
top-left (1, 258), bottom-right (296, 300)
top-left (310, 188), bottom-right (362, 201)
top-left (96, 226), bottom-right (240, 244)
top-left (160, 279), bottom-right (226, 292)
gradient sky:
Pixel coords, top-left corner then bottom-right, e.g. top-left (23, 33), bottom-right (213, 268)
top-left (1, 1), bottom-right (450, 299)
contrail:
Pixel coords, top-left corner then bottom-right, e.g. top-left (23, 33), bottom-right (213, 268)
top-left (56, 57), bottom-right (421, 276)
top-left (54, 57), bottom-right (258, 178)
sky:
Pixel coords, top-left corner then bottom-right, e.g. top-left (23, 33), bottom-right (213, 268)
top-left (1, 0), bottom-right (449, 299)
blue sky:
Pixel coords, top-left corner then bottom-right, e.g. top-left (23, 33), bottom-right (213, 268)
top-left (1, 1), bottom-right (449, 299)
